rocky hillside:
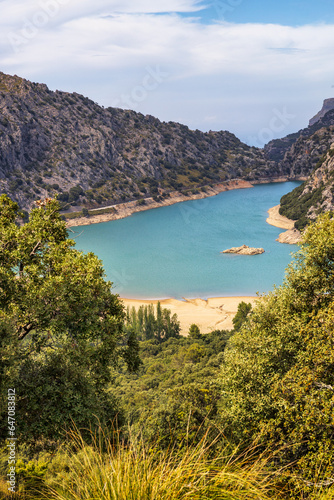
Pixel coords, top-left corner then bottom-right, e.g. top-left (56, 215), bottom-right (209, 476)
top-left (264, 106), bottom-right (334, 171)
top-left (309, 98), bottom-right (334, 126)
top-left (0, 72), bottom-right (280, 212)
top-left (279, 143), bottom-right (334, 230)
top-left (272, 100), bottom-right (334, 231)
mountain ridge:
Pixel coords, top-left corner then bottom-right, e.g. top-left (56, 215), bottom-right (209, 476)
top-left (1, 71), bottom-right (333, 220)
top-left (0, 72), bottom-right (306, 212)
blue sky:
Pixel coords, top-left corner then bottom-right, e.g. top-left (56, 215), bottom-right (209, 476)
top-left (0, 0), bottom-right (333, 145)
top-left (199, 0), bottom-right (334, 26)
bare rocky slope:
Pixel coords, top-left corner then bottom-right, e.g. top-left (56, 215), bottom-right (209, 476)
top-left (309, 98), bottom-right (334, 126)
top-left (264, 105), bottom-right (334, 170)
top-left (0, 72), bottom-right (281, 212)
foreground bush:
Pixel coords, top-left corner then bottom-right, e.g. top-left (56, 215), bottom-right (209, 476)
top-left (43, 428), bottom-right (279, 500)
top-left (220, 213), bottom-right (334, 494)
top-left (2, 427), bottom-right (330, 500)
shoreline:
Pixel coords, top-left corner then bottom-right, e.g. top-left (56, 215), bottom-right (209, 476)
top-left (266, 204), bottom-right (295, 229)
top-left (266, 205), bottom-right (302, 244)
top-left (121, 296), bottom-right (259, 335)
top-left (66, 176), bottom-right (299, 228)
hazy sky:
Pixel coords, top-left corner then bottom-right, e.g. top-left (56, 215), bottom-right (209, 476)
top-left (1, 0), bottom-right (333, 145)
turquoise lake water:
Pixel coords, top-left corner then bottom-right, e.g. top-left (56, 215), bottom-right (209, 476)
top-left (74, 182), bottom-right (302, 299)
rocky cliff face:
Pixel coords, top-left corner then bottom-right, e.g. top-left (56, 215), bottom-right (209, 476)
top-left (262, 108), bottom-right (334, 234)
top-left (0, 72), bottom-right (278, 211)
top-left (309, 98), bottom-right (334, 126)
top-left (261, 99), bottom-right (334, 232)
top-left (264, 109), bottom-right (334, 176)
top-left (278, 116), bottom-right (334, 179)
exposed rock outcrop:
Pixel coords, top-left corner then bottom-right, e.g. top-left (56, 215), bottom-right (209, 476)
top-left (276, 228), bottom-right (301, 245)
top-left (264, 107), bottom-right (334, 177)
top-left (221, 245), bottom-right (265, 255)
top-left (309, 98), bottom-right (334, 126)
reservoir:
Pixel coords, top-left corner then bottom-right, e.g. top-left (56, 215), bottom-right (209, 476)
top-left (74, 181), bottom-right (301, 299)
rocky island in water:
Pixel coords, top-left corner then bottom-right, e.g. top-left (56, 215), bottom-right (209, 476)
top-left (221, 245), bottom-right (265, 255)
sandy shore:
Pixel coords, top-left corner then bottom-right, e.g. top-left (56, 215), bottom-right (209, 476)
top-left (266, 205), bottom-right (301, 244)
top-left (266, 205), bottom-right (295, 229)
top-left (66, 180), bottom-right (254, 227)
top-left (121, 296), bottom-right (259, 335)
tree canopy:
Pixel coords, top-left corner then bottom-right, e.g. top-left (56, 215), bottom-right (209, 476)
top-left (219, 213), bottom-right (334, 486)
top-left (0, 195), bottom-right (125, 347)
top-left (0, 195), bottom-right (139, 443)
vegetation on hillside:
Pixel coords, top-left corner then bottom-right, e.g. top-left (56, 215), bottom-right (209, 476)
top-left (280, 145), bottom-right (334, 229)
top-left (0, 72), bottom-right (274, 213)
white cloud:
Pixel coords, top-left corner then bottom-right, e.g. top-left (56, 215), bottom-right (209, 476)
top-left (0, 2), bottom-right (333, 144)
top-left (0, 0), bottom-right (206, 26)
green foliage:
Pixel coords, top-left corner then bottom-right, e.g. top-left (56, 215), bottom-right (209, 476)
top-left (15, 458), bottom-right (48, 496)
top-left (188, 323), bottom-right (201, 338)
top-left (0, 195), bottom-right (138, 445)
top-left (7, 341), bottom-right (123, 444)
top-left (112, 330), bottom-right (230, 447)
top-left (219, 213), bottom-right (334, 489)
top-left (267, 303), bottom-right (334, 493)
top-left (0, 194), bottom-right (125, 348)
top-left (125, 302), bottom-right (180, 342)
top-left (232, 301), bottom-right (252, 331)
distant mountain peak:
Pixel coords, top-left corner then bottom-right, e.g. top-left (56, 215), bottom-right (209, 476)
top-left (309, 98), bottom-right (334, 126)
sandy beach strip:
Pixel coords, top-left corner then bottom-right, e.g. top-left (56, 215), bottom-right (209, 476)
top-left (266, 205), bottom-right (295, 229)
top-left (121, 296), bottom-right (259, 335)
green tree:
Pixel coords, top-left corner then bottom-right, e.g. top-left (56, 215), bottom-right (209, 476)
top-left (0, 195), bottom-right (126, 348)
top-left (156, 301), bottom-right (163, 342)
top-left (125, 302), bottom-right (180, 342)
top-left (267, 303), bottom-right (334, 490)
top-left (162, 308), bottom-right (180, 340)
top-left (188, 324), bottom-right (201, 339)
top-left (232, 301), bottom-right (252, 331)
top-left (0, 195), bottom-right (139, 443)
top-left (219, 213), bottom-right (334, 487)
top-left (6, 340), bottom-right (124, 443)
top-left (144, 304), bottom-right (156, 339)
